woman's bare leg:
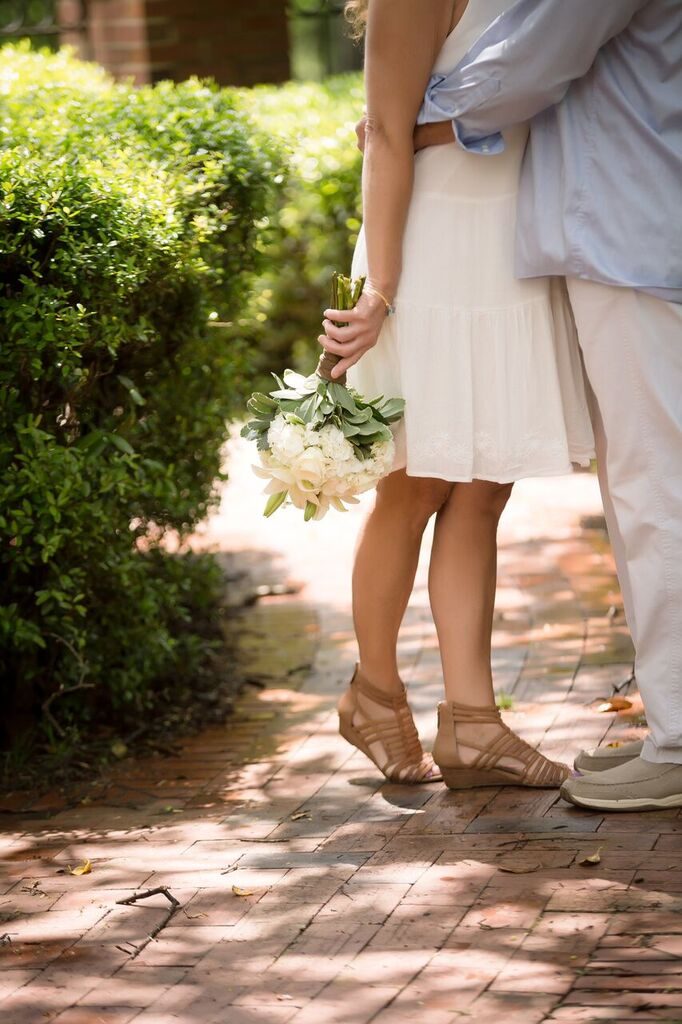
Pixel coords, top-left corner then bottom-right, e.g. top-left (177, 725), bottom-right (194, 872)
top-left (342, 469), bottom-right (451, 780)
top-left (353, 469), bottom-right (452, 692)
top-left (428, 480), bottom-right (513, 705)
top-left (427, 479), bottom-right (569, 784)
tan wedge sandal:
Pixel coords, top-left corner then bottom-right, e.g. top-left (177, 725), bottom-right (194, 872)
top-left (338, 665), bottom-right (442, 784)
top-left (433, 700), bottom-right (570, 790)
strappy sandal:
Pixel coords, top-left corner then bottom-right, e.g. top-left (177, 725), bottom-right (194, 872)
top-left (338, 664), bottom-right (442, 784)
top-left (433, 700), bottom-right (570, 790)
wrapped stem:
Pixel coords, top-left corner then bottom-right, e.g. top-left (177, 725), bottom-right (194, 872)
top-left (316, 272), bottom-right (365, 386)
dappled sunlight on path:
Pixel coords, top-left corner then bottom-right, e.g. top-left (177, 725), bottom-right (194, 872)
top-left (2, 440), bottom-right (680, 1023)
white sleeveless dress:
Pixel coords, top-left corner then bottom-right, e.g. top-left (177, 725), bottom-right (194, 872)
top-left (347, 0), bottom-right (595, 482)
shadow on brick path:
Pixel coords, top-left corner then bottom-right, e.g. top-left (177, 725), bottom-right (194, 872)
top-left (1, 439), bottom-right (681, 1024)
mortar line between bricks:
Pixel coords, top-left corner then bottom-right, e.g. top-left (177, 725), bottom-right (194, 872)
top-left (5, 469), bottom-right (663, 1023)
top-left (500, 559), bottom-right (535, 699)
top-left (364, 945), bottom-right (448, 1024)
top-left (527, 595), bottom-right (589, 757)
top-left (256, 732), bottom-right (383, 844)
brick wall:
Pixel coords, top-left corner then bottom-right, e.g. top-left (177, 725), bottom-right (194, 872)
top-left (65, 0), bottom-right (290, 86)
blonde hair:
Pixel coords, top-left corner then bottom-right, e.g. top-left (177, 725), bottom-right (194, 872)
top-left (344, 0), bottom-right (368, 40)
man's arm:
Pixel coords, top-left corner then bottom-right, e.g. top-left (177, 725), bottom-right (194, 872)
top-left (419, 0), bottom-right (647, 150)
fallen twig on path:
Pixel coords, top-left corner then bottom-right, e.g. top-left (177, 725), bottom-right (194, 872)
top-left (233, 837), bottom-right (290, 843)
top-left (115, 886), bottom-right (180, 959)
top-left (611, 668), bottom-right (636, 693)
top-left (496, 836), bottom-right (598, 848)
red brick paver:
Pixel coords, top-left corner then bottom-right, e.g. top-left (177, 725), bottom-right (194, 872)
top-left (2, 439), bottom-right (680, 1024)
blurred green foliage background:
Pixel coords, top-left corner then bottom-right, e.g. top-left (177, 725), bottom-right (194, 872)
top-left (0, 44), bottom-right (363, 767)
top-left (236, 73), bottom-right (364, 385)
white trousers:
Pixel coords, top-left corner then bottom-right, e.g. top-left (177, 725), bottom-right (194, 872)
top-left (567, 279), bottom-right (682, 763)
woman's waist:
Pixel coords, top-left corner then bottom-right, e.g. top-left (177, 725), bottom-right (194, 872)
top-left (412, 122), bottom-right (528, 197)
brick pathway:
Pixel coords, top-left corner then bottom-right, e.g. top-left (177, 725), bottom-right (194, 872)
top-left (2, 438), bottom-right (681, 1024)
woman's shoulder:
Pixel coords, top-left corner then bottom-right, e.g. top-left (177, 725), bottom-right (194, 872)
top-left (433, 0), bottom-right (518, 74)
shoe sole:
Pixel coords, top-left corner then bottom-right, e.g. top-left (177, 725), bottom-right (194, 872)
top-left (441, 767), bottom-right (567, 790)
top-left (562, 790), bottom-right (682, 811)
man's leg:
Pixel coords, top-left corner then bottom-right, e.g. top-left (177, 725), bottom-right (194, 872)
top-left (587, 389), bottom-right (638, 649)
top-left (567, 278), bottom-right (682, 765)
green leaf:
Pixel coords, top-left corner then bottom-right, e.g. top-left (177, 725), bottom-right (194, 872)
top-left (76, 430), bottom-right (105, 450)
top-left (110, 434), bottom-right (135, 455)
top-left (263, 491), bottom-right (287, 517)
top-left (118, 375), bottom-right (145, 406)
top-left (351, 419), bottom-right (391, 437)
top-left (374, 397), bottom-right (405, 422)
top-left (304, 500), bottom-right (317, 522)
top-left (344, 408), bottom-right (372, 424)
top-left (246, 419), bottom-right (271, 433)
top-left (247, 393), bottom-right (277, 416)
top-left (298, 393), bottom-right (318, 424)
top-left (329, 381), bottom-right (357, 414)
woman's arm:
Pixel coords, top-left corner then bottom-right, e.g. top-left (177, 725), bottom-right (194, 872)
top-left (320, 0), bottom-right (452, 380)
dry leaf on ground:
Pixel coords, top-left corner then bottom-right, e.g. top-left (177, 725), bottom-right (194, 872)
top-left (290, 811), bottom-right (311, 821)
top-left (578, 847), bottom-right (603, 866)
top-left (597, 698), bottom-right (633, 713)
top-left (232, 885), bottom-right (256, 897)
top-left (69, 859), bottom-right (92, 876)
top-left (498, 862), bottom-right (542, 874)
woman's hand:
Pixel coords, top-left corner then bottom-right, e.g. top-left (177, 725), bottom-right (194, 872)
top-left (318, 290), bottom-right (389, 380)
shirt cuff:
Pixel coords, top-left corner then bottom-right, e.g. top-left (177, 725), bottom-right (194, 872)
top-left (451, 120), bottom-right (506, 155)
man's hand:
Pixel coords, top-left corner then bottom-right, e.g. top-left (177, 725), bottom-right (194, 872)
top-left (413, 120), bottom-right (456, 151)
top-left (356, 115), bottom-right (450, 153)
top-left (356, 115), bottom-right (456, 154)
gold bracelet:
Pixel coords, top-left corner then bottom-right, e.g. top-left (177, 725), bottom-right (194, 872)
top-left (365, 283), bottom-right (396, 316)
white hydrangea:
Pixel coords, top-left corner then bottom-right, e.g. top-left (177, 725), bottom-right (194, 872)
top-left (255, 420), bottom-right (396, 520)
top-left (267, 414), bottom-right (306, 462)
top-left (317, 424), bottom-right (355, 463)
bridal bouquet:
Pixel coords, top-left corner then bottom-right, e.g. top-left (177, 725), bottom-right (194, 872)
top-left (241, 273), bottom-right (404, 521)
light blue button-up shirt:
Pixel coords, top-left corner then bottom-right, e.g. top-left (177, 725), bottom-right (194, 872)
top-left (418, 0), bottom-right (682, 303)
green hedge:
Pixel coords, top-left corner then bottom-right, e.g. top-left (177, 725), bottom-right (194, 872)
top-left (0, 46), bottom-right (284, 747)
top-left (236, 74), bottom-right (364, 380)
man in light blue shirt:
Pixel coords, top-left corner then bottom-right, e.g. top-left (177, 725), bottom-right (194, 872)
top-left (416, 0), bottom-right (682, 811)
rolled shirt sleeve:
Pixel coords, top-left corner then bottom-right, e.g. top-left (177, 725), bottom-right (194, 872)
top-left (418, 0), bottom-right (648, 151)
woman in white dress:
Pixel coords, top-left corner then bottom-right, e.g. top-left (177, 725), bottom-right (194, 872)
top-left (319, 0), bottom-right (595, 788)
